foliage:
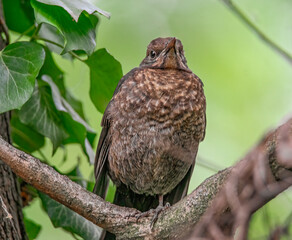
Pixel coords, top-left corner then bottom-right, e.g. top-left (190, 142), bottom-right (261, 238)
top-left (23, 216), bottom-right (41, 240)
top-left (86, 48), bottom-right (123, 113)
top-left (38, 165), bottom-right (101, 240)
top-left (1, 0), bottom-right (291, 239)
top-left (0, 42), bottom-right (45, 113)
top-left (1, 0), bottom-right (118, 238)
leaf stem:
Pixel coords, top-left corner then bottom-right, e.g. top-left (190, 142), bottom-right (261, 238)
top-left (30, 24), bottom-right (42, 42)
top-left (14, 25), bottom-right (35, 43)
top-left (220, 0), bottom-right (292, 65)
top-left (33, 36), bottom-right (63, 48)
top-left (69, 51), bottom-right (85, 62)
top-left (32, 36), bottom-right (85, 62)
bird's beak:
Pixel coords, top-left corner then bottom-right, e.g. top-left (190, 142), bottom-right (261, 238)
top-left (161, 38), bottom-right (181, 69)
top-left (166, 38), bottom-right (176, 51)
top-left (164, 38), bottom-right (177, 59)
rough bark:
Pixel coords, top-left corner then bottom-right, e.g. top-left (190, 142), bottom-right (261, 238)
top-left (0, 113), bottom-right (27, 240)
top-left (0, 117), bottom-right (291, 239)
top-left (187, 117), bottom-right (292, 239)
top-left (0, 1), bottom-right (27, 239)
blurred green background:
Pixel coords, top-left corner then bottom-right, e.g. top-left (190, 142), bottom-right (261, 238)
top-left (20, 0), bottom-right (292, 239)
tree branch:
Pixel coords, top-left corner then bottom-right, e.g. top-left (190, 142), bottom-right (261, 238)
top-left (188, 117), bottom-right (292, 239)
top-left (0, 116), bottom-right (292, 239)
top-left (220, 0), bottom-right (292, 65)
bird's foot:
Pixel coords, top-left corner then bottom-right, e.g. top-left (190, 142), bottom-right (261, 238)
top-left (150, 202), bottom-right (170, 229)
top-left (136, 202), bottom-right (170, 229)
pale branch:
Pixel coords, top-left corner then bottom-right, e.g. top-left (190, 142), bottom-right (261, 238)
top-left (0, 136), bottom-right (230, 239)
top-left (220, 0), bottom-right (292, 65)
top-left (0, 116), bottom-right (292, 239)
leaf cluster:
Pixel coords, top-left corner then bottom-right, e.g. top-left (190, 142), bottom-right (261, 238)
top-left (1, 0), bottom-right (119, 238)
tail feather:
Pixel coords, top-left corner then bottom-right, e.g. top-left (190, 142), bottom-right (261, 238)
top-left (100, 164), bottom-right (194, 239)
top-left (96, 157), bottom-right (196, 239)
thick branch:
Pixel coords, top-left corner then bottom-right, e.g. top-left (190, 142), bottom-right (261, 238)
top-left (0, 117), bottom-right (292, 239)
top-left (188, 117), bottom-right (292, 239)
top-left (0, 135), bottom-right (230, 239)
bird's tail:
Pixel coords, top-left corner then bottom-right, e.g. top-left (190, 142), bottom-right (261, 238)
top-left (100, 163), bottom-right (194, 239)
top-left (101, 183), bottom-right (158, 239)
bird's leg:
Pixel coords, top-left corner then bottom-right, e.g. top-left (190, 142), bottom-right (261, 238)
top-left (158, 194), bottom-right (164, 207)
top-left (136, 195), bottom-right (170, 229)
top-left (149, 195), bottom-right (170, 228)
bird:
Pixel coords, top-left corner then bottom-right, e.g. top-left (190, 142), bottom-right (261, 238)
top-left (94, 37), bottom-right (206, 239)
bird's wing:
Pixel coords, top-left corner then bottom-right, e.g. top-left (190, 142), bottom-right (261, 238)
top-left (93, 68), bottom-right (139, 198)
top-left (93, 113), bottom-right (110, 197)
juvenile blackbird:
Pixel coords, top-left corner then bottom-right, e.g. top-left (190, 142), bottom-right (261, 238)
top-left (94, 37), bottom-right (206, 238)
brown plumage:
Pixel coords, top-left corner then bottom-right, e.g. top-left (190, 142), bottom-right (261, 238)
top-left (94, 37), bottom-right (206, 239)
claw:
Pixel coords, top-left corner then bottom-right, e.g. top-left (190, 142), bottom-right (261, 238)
top-left (135, 195), bottom-right (170, 229)
top-left (135, 208), bottom-right (154, 220)
top-left (150, 203), bottom-right (170, 229)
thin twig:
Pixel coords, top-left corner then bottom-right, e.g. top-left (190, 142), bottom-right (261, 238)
top-left (220, 0), bottom-right (292, 65)
top-left (197, 156), bottom-right (225, 172)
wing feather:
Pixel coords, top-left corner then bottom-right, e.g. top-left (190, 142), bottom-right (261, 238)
top-left (93, 69), bottom-right (139, 197)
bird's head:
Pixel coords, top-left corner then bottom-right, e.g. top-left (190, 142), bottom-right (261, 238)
top-left (140, 37), bottom-right (191, 72)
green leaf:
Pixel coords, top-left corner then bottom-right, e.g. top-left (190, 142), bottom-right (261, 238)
top-left (18, 49), bottom-right (94, 155)
top-left (23, 216), bottom-right (42, 240)
top-left (43, 76), bottom-right (93, 132)
top-left (19, 80), bottom-right (68, 153)
top-left (105, 181), bottom-right (116, 203)
top-left (65, 90), bottom-right (86, 119)
top-left (87, 131), bottom-right (96, 147)
top-left (31, 0), bottom-right (101, 55)
top-left (39, 193), bottom-right (102, 239)
top-left (86, 181), bottom-right (95, 192)
top-left (39, 46), bottom-right (64, 85)
top-left (39, 47), bottom-right (86, 118)
top-left (11, 111), bottom-right (45, 153)
top-left (86, 48), bottom-right (123, 113)
top-left (38, 23), bottom-right (65, 55)
top-left (42, 76), bottom-right (96, 163)
top-left (3, 0), bottom-right (35, 35)
top-left (35, 0), bottom-right (110, 20)
top-left (86, 171), bottom-right (96, 192)
top-left (0, 42), bottom-right (45, 114)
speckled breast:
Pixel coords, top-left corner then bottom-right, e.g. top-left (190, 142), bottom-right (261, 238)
top-left (107, 68), bottom-right (206, 195)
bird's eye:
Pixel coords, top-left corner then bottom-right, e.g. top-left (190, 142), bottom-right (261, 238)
top-left (150, 50), bottom-right (156, 58)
